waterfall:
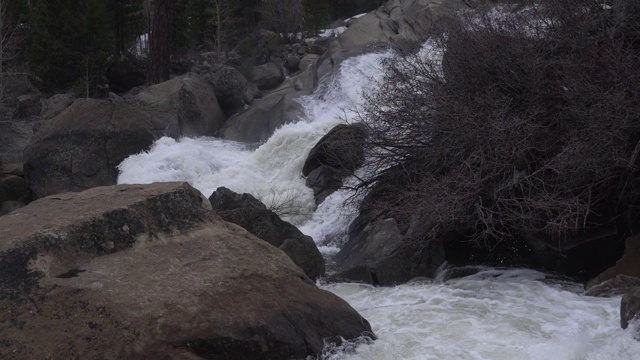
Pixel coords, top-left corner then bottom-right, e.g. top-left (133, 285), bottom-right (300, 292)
top-left (117, 47), bottom-right (640, 359)
top-left (118, 50), bottom-right (392, 252)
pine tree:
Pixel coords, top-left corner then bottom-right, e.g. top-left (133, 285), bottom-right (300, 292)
top-left (302, 0), bottom-right (330, 38)
top-left (108, 0), bottom-right (145, 56)
top-left (147, 0), bottom-right (177, 84)
top-left (30, 0), bottom-right (113, 94)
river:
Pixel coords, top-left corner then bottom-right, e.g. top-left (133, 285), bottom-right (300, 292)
top-left (117, 45), bottom-right (640, 359)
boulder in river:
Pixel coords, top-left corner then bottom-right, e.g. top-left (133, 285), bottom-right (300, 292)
top-left (24, 98), bottom-right (175, 198)
top-left (333, 207), bottom-right (446, 286)
top-left (25, 73), bottom-right (226, 199)
top-left (220, 91), bottom-right (306, 143)
top-left (209, 186), bottom-right (326, 281)
top-left (135, 72), bottom-right (225, 137)
top-left (0, 182), bottom-right (373, 359)
top-left (204, 66), bottom-right (250, 116)
top-left (621, 287), bottom-right (640, 329)
top-left (303, 123), bottom-right (367, 204)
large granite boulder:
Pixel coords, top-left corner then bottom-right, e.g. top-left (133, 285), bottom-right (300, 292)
top-left (24, 98), bottom-right (178, 198)
top-left (303, 124), bottom-right (367, 204)
top-left (205, 66), bottom-right (250, 116)
top-left (312, 0), bottom-right (474, 83)
top-left (335, 0), bottom-right (474, 50)
top-left (135, 72), bottom-right (225, 137)
top-left (0, 182), bottom-right (373, 359)
top-left (251, 62), bottom-right (285, 90)
top-left (220, 91), bottom-right (306, 143)
top-left (209, 187), bottom-right (326, 281)
top-left (332, 208), bottom-right (445, 285)
top-left (25, 74), bottom-right (226, 199)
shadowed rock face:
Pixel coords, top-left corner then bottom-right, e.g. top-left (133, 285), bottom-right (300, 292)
top-left (209, 187), bottom-right (326, 281)
top-left (25, 74), bottom-right (225, 199)
top-left (621, 287), bottom-right (640, 329)
top-left (24, 98), bottom-right (170, 198)
top-left (0, 182), bottom-right (373, 360)
top-left (303, 124), bottom-right (367, 205)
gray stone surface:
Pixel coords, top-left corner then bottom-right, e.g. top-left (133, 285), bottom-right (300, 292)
top-left (0, 182), bottom-right (373, 359)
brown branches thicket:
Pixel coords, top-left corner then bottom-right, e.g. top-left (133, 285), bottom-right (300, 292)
top-left (356, 0), bottom-right (640, 246)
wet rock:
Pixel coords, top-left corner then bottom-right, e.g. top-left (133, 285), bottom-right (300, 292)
top-left (286, 54), bottom-right (301, 71)
top-left (587, 274), bottom-right (640, 297)
top-left (220, 91), bottom-right (306, 143)
top-left (621, 287), bottom-right (640, 329)
top-left (334, 208), bottom-right (446, 286)
top-left (251, 62), bottom-right (285, 90)
top-left (306, 165), bottom-right (344, 205)
top-left (303, 124), bottom-right (367, 176)
top-left (0, 182), bottom-right (373, 359)
top-left (302, 124), bottom-right (367, 204)
top-left (332, 264), bottom-right (376, 285)
top-left (136, 73), bottom-right (225, 136)
top-left (206, 66), bottom-right (249, 116)
top-left (209, 187), bottom-right (326, 280)
top-left (317, 42), bottom-right (390, 81)
top-left (299, 54), bottom-right (320, 71)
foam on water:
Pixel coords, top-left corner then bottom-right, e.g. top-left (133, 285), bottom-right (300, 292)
top-left (117, 41), bottom-right (638, 360)
top-left (118, 50), bottom-right (391, 227)
top-left (322, 267), bottom-right (640, 360)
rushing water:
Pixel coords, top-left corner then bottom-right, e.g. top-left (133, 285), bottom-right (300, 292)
top-left (321, 267), bottom-right (640, 360)
top-left (117, 46), bottom-right (640, 359)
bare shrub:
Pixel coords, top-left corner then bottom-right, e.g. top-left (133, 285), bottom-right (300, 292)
top-left (356, 0), bottom-right (640, 246)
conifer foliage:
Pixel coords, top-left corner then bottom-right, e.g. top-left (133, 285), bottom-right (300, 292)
top-left (30, 0), bottom-right (110, 94)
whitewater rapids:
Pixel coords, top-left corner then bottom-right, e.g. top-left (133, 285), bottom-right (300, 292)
top-left (118, 45), bottom-right (640, 360)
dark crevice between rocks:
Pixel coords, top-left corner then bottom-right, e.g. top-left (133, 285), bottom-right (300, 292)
top-left (178, 335), bottom-right (297, 360)
top-left (56, 268), bottom-right (86, 279)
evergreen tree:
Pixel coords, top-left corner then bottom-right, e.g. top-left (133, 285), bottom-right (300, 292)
top-left (173, 0), bottom-right (202, 52)
top-left (30, 0), bottom-right (113, 94)
top-left (302, 0), bottom-right (330, 38)
top-left (147, 0), bottom-right (177, 84)
top-left (108, 0), bottom-right (145, 56)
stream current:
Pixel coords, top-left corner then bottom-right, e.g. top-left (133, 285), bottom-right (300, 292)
top-left (118, 46), bottom-right (640, 359)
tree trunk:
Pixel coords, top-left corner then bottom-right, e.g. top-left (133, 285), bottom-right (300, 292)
top-left (147, 0), bottom-right (176, 85)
